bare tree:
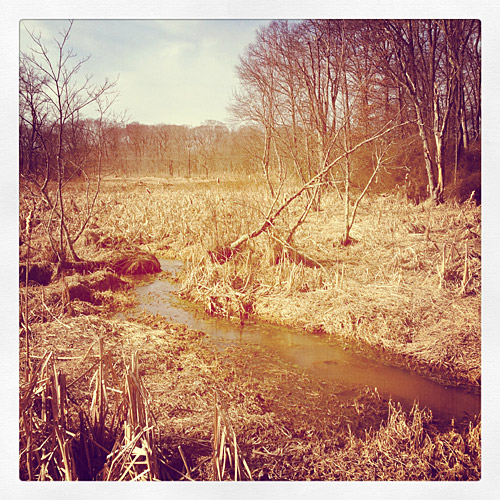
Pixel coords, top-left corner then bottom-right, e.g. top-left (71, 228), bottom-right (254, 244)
top-left (191, 120), bottom-right (229, 178)
top-left (20, 20), bottom-right (118, 264)
top-left (231, 25), bottom-right (282, 196)
top-left (19, 54), bottom-right (52, 177)
top-left (228, 20), bottom-right (410, 251)
top-left (443, 20), bottom-right (481, 182)
top-left (217, 119), bottom-right (406, 261)
top-left (373, 20), bottom-right (480, 204)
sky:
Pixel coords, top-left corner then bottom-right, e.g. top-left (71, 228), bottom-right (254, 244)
top-left (20, 19), bottom-right (268, 127)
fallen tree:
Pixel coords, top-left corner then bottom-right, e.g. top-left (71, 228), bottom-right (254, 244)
top-left (212, 120), bottom-right (409, 262)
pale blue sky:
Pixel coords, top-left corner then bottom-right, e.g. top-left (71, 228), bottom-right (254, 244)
top-left (20, 19), bottom-right (268, 126)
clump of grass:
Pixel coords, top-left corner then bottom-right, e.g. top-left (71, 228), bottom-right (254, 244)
top-left (19, 339), bottom-right (163, 481)
top-left (99, 350), bottom-right (161, 481)
top-left (334, 401), bottom-right (481, 481)
top-left (19, 353), bottom-right (78, 480)
top-left (212, 393), bottom-right (253, 481)
top-left (109, 250), bottom-right (162, 275)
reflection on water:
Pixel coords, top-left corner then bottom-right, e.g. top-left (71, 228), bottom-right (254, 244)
top-left (128, 260), bottom-right (480, 422)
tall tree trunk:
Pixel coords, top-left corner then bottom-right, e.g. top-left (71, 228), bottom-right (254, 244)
top-left (261, 128), bottom-right (274, 197)
top-left (435, 133), bottom-right (445, 202)
top-left (341, 21), bottom-right (353, 244)
top-left (413, 103), bottom-right (438, 204)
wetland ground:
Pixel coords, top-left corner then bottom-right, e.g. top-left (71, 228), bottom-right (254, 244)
top-left (18, 176), bottom-right (482, 481)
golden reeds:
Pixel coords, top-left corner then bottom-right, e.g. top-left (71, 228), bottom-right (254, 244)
top-left (19, 353), bottom-right (78, 480)
top-left (20, 312), bottom-right (481, 481)
top-left (19, 177), bottom-right (481, 481)
top-left (161, 185), bottom-right (480, 384)
top-left (101, 351), bottom-right (161, 481)
top-left (212, 393), bottom-right (252, 481)
top-left (20, 337), bottom-right (162, 481)
top-left (23, 209), bottom-right (34, 378)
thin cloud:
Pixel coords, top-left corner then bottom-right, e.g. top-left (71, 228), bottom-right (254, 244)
top-left (20, 19), bottom-right (267, 126)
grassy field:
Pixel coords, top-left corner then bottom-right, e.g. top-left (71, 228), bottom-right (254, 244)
top-left (79, 175), bottom-right (481, 385)
top-left (19, 175), bottom-right (481, 480)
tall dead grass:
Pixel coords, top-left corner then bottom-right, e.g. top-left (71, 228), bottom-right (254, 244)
top-left (334, 401), bottom-right (481, 481)
top-left (117, 181), bottom-right (479, 385)
top-left (19, 313), bottom-right (257, 482)
top-left (19, 177), bottom-right (481, 480)
top-left (27, 177), bottom-right (478, 385)
top-left (212, 393), bottom-right (253, 480)
top-left (19, 340), bottom-right (162, 480)
top-left (21, 313), bottom-right (480, 481)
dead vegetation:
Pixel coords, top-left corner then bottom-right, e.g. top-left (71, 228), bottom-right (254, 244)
top-left (20, 345), bottom-right (162, 481)
top-left (18, 176), bottom-right (481, 480)
top-left (20, 314), bottom-right (480, 481)
top-left (99, 178), bottom-right (478, 387)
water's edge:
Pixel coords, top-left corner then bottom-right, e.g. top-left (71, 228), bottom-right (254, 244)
top-left (128, 260), bottom-right (480, 423)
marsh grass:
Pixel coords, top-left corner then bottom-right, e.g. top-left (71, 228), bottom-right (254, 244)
top-left (19, 176), bottom-right (481, 480)
top-left (83, 178), bottom-right (478, 385)
top-left (332, 401), bottom-right (481, 481)
top-left (212, 393), bottom-right (253, 480)
top-left (19, 338), bottom-right (162, 480)
top-left (20, 314), bottom-right (481, 481)
top-left (20, 177), bottom-right (481, 383)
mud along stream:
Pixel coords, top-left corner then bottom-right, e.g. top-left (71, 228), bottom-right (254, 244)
top-left (126, 260), bottom-right (480, 423)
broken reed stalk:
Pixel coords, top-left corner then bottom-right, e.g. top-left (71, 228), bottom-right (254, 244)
top-left (178, 445), bottom-right (191, 479)
top-left (20, 352), bottom-right (52, 480)
top-left (90, 336), bottom-right (108, 448)
top-left (460, 242), bottom-right (470, 295)
top-left (212, 393), bottom-right (252, 481)
top-left (437, 242), bottom-right (446, 289)
top-left (24, 209), bottom-right (33, 379)
top-left (19, 353), bottom-right (78, 481)
top-left (50, 365), bottom-right (77, 480)
top-left (102, 351), bottom-right (161, 481)
top-left (437, 241), bottom-right (456, 290)
top-left (20, 342), bottom-right (161, 481)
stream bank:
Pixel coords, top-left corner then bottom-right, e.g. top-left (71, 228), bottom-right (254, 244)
top-left (20, 259), bottom-right (481, 481)
top-left (127, 260), bottom-right (480, 424)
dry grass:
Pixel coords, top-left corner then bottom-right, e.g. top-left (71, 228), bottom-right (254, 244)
top-left (212, 393), bottom-right (253, 480)
top-left (18, 175), bottom-right (481, 480)
top-left (20, 313), bottom-right (480, 481)
top-left (19, 337), bottom-right (162, 480)
top-left (19, 176), bottom-right (481, 383)
top-left (330, 401), bottom-right (481, 481)
top-left (63, 177), bottom-right (479, 386)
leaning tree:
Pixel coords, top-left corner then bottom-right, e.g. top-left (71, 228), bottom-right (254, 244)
top-left (228, 20), bottom-right (407, 251)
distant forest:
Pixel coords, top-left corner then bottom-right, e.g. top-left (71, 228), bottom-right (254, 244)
top-left (20, 20), bottom-right (481, 204)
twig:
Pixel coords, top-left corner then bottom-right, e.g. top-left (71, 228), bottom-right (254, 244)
top-left (40, 296), bottom-right (71, 329)
top-left (178, 445), bottom-right (191, 478)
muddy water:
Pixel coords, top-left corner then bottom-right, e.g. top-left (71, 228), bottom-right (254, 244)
top-left (129, 260), bottom-right (480, 423)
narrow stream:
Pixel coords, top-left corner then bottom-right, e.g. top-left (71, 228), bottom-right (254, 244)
top-left (129, 260), bottom-right (480, 423)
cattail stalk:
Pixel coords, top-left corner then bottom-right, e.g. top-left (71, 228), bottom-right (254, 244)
top-left (24, 209), bottom-right (33, 380)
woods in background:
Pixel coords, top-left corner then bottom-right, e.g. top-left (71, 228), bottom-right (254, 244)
top-left (20, 20), bottom-right (481, 204)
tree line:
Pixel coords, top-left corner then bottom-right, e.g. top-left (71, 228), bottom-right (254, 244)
top-left (20, 20), bottom-right (481, 199)
top-left (231, 20), bottom-right (480, 205)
